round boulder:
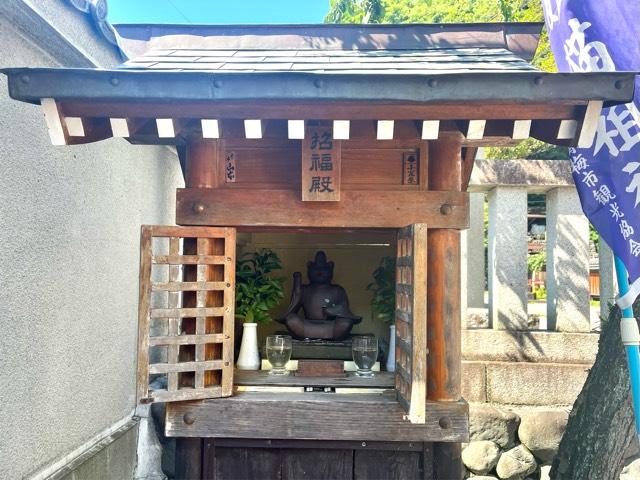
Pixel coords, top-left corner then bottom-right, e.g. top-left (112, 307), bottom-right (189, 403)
top-left (496, 445), bottom-right (537, 480)
top-left (462, 440), bottom-right (501, 475)
top-left (518, 410), bottom-right (568, 465)
top-left (470, 404), bottom-right (521, 449)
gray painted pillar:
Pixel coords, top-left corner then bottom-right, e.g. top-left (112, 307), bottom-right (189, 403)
top-left (599, 240), bottom-right (617, 321)
top-left (467, 192), bottom-right (486, 308)
top-left (546, 187), bottom-right (591, 332)
top-left (488, 186), bottom-right (529, 329)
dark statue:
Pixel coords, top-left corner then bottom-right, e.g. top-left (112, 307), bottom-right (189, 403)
top-left (278, 251), bottom-right (361, 340)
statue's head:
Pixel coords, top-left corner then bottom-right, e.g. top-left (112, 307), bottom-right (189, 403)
top-left (307, 251), bottom-right (334, 284)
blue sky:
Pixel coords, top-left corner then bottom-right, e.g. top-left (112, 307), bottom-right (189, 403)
top-left (107, 0), bottom-right (330, 24)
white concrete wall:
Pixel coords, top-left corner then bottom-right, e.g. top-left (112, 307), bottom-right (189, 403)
top-left (0, 3), bottom-right (183, 478)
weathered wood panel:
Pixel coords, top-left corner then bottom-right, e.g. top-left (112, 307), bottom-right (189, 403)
top-left (175, 438), bottom-right (202, 480)
top-left (166, 391), bottom-right (468, 442)
top-left (282, 449), bottom-right (353, 480)
top-left (221, 143), bottom-right (300, 188)
top-left (177, 188), bottom-right (469, 229)
top-left (136, 225), bottom-right (236, 404)
top-left (218, 139), bottom-right (420, 191)
top-left (354, 450), bottom-right (422, 479)
top-left (212, 439), bottom-right (424, 451)
top-left (342, 148), bottom-right (410, 187)
top-left (213, 447), bottom-right (282, 480)
top-left (395, 224), bottom-right (428, 424)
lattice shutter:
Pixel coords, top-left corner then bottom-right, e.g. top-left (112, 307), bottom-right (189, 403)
top-left (137, 225), bottom-right (236, 403)
top-left (395, 224), bottom-right (427, 424)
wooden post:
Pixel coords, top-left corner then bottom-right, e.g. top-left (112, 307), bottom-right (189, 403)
top-left (427, 137), bottom-right (464, 479)
top-left (175, 139), bottom-right (219, 480)
top-left (186, 139), bottom-right (219, 189)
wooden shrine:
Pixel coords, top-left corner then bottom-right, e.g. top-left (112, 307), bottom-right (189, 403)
top-left (2, 22), bottom-right (634, 479)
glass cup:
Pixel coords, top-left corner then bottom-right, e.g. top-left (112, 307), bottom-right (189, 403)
top-left (266, 335), bottom-right (292, 376)
top-left (352, 335), bottom-right (378, 377)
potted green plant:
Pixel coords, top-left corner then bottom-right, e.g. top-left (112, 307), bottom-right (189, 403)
top-left (367, 256), bottom-right (396, 371)
top-left (235, 249), bottom-right (285, 370)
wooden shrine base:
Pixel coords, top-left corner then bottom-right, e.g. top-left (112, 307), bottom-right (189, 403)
top-left (194, 439), bottom-right (436, 480)
top-left (166, 390), bottom-right (468, 443)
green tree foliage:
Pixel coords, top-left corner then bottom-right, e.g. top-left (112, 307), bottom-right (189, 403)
top-left (325, 0), bottom-right (565, 160)
top-left (235, 249), bottom-right (286, 324)
top-left (366, 256), bottom-right (396, 324)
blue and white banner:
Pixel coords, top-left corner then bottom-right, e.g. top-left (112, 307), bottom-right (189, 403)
top-left (543, 1), bottom-right (640, 309)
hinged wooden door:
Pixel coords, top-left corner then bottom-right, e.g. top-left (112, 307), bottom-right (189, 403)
top-left (137, 225), bottom-right (236, 403)
top-left (395, 224), bottom-right (427, 424)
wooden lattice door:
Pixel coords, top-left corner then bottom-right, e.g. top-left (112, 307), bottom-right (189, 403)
top-left (395, 224), bottom-right (428, 423)
top-left (137, 226), bottom-right (236, 403)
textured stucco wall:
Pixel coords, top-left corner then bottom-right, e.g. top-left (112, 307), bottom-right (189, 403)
top-left (0, 5), bottom-right (183, 478)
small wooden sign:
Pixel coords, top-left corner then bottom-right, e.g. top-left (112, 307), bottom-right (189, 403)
top-left (402, 151), bottom-right (419, 185)
top-left (296, 359), bottom-right (346, 377)
top-left (302, 122), bottom-right (341, 201)
top-left (225, 151), bottom-right (236, 183)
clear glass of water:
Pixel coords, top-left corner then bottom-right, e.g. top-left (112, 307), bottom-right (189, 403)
top-left (266, 335), bottom-right (292, 376)
top-left (352, 336), bottom-right (378, 377)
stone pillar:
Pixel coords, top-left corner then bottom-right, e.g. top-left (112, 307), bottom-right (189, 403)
top-left (546, 187), bottom-right (591, 332)
top-left (488, 186), bottom-right (529, 329)
top-left (467, 192), bottom-right (486, 308)
top-left (598, 239), bottom-right (617, 322)
top-left (461, 229), bottom-right (468, 321)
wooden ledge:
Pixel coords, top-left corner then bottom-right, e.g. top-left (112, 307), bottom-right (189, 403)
top-left (234, 370), bottom-right (395, 389)
top-left (165, 391), bottom-right (468, 443)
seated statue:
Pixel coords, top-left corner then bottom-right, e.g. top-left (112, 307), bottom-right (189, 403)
top-left (278, 251), bottom-right (362, 340)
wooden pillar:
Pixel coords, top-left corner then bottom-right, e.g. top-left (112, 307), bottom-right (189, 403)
top-left (186, 139), bottom-right (218, 189)
top-left (427, 137), bottom-right (463, 479)
top-left (175, 139), bottom-right (218, 480)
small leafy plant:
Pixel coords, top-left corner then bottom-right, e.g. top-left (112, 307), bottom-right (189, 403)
top-left (367, 256), bottom-right (396, 325)
top-left (235, 249), bottom-right (285, 324)
top-left (527, 251), bottom-right (546, 273)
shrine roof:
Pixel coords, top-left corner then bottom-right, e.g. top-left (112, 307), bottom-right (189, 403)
top-left (115, 23), bottom-right (539, 74)
top-left (0, 23), bottom-right (635, 148)
top-left (1, 23), bottom-right (633, 107)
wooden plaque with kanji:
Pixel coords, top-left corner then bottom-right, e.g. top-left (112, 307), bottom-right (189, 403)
top-left (137, 225), bottom-right (236, 403)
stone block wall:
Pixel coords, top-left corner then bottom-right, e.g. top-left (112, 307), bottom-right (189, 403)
top-left (462, 329), bottom-right (598, 405)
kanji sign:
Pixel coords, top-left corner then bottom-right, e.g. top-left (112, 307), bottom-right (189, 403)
top-left (225, 151), bottom-right (236, 183)
top-left (402, 152), bottom-right (419, 185)
top-left (302, 122), bottom-right (341, 201)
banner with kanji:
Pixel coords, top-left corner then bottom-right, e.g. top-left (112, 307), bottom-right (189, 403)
top-left (543, 1), bottom-right (640, 308)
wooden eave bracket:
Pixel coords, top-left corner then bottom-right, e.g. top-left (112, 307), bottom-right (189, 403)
top-left (41, 97), bottom-right (602, 148)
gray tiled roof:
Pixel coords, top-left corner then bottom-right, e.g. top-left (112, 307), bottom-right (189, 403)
top-left (120, 47), bottom-right (537, 74)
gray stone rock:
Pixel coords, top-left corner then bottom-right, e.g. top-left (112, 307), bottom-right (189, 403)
top-left (518, 410), bottom-right (568, 465)
top-left (462, 441), bottom-right (501, 475)
top-left (496, 445), bottom-right (537, 480)
top-left (470, 476), bottom-right (499, 480)
top-left (470, 404), bottom-right (521, 449)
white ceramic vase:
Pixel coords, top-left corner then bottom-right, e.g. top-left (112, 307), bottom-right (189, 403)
top-left (386, 324), bottom-right (396, 372)
top-left (236, 322), bottom-right (260, 370)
